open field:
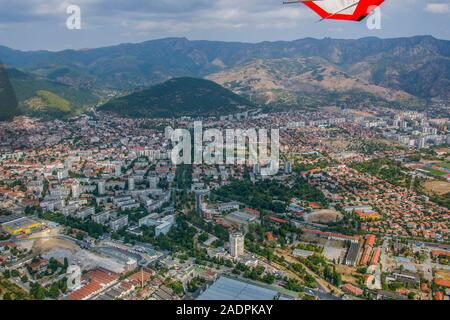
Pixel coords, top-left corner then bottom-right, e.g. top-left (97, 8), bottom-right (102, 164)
top-left (422, 162), bottom-right (450, 177)
top-left (435, 148), bottom-right (450, 154)
top-left (422, 181), bottom-right (450, 196)
top-left (423, 168), bottom-right (447, 176)
top-left (304, 209), bottom-right (343, 224)
top-left (32, 238), bottom-right (79, 254)
top-left (335, 265), bottom-right (359, 285)
top-left (322, 240), bottom-right (347, 262)
top-left (17, 237), bottom-right (126, 273)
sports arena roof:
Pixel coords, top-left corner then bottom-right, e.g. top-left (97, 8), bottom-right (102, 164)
top-left (197, 276), bottom-right (288, 300)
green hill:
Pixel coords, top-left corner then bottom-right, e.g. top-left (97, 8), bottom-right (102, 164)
top-left (7, 68), bottom-right (99, 118)
top-left (0, 64), bottom-right (20, 121)
top-left (98, 77), bottom-right (254, 118)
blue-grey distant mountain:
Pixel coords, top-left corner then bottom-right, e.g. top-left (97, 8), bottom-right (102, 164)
top-left (98, 77), bottom-right (254, 118)
top-left (0, 36), bottom-right (449, 109)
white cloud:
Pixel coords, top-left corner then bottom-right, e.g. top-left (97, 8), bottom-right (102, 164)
top-left (425, 3), bottom-right (450, 14)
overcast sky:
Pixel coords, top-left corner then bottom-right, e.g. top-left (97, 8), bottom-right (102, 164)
top-left (0, 0), bottom-right (449, 51)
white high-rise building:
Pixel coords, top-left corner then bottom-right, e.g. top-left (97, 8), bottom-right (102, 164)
top-left (98, 180), bottom-right (106, 195)
top-left (230, 232), bottom-right (245, 258)
top-left (128, 177), bottom-right (135, 191)
top-left (57, 170), bottom-right (68, 181)
top-left (165, 126), bottom-right (174, 141)
top-left (417, 137), bottom-right (426, 149)
top-left (148, 176), bottom-right (159, 189)
top-left (67, 265), bottom-right (82, 291)
top-left (115, 164), bottom-right (122, 177)
top-left (71, 183), bottom-right (80, 199)
top-left (195, 190), bottom-right (208, 215)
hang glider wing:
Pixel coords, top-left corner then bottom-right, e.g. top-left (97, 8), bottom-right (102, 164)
top-left (283, 0), bottom-right (385, 21)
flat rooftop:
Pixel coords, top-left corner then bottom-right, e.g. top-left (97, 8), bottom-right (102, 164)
top-left (0, 214), bottom-right (24, 224)
top-left (2, 216), bottom-right (40, 229)
top-left (197, 276), bottom-right (283, 300)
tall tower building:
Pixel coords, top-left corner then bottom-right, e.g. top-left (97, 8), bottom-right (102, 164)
top-left (115, 164), bottom-right (122, 177)
top-left (98, 180), bottom-right (106, 196)
top-left (165, 126), bottom-right (174, 141)
top-left (194, 189), bottom-right (209, 215)
top-left (128, 177), bottom-right (135, 191)
top-left (230, 232), bottom-right (245, 258)
top-left (67, 265), bottom-right (82, 290)
top-left (148, 176), bottom-right (159, 189)
top-left (71, 182), bottom-right (80, 199)
top-left (195, 191), bottom-right (204, 215)
top-left (417, 137), bottom-right (426, 149)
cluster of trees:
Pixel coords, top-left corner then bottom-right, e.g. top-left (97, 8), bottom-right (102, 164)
top-left (232, 262), bottom-right (275, 284)
top-left (165, 278), bottom-right (185, 297)
top-left (0, 277), bottom-right (33, 300)
top-left (296, 254), bottom-right (341, 287)
top-left (0, 231), bottom-right (10, 241)
top-left (24, 205), bottom-right (43, 216)
top-left (284, 278), bottom-right (304, 292)
top-left (348, 139), bottom-right (395, 155)
top-left (29, 279), bottom-right (68, 300)
top-left (184, 212), bottom-right (229, 242)
top-left (146, 217), bottom-right (197, 252)
top-left (288, 263), bottom-right (316, 288)
top-left (352, 158), bottom-right (450, 210)
top-left (2, 270), bottom-right (20, 279)
top-left (296, 242), bottom-right (323, 254)
top-left (323, 264), bottom-right (342, 287)
top-left (245, 241), bottom-right (278, 263)
top-left (294, 159), bottom-right (331, 173)
top-left (351, 158), bottom-right (412, 188)
top-left (429, 193), bottom-right (450, 210)
top-left (187, 276), bottom-right (207, 293)
top-left (40, 211), bottom-right (105, 238)
top-left (175, 164), bottom-right (193, 190)
top-left (246, 220), bottom-right (303, 247)
top-left (214, 177), bottom-right (327, 213)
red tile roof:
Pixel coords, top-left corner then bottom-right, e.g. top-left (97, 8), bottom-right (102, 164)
top-left (68, 268), bottom-right (119, 300)
top-left (431, 250), bottom-right (450, 258)
top-left (342, 284), bottom-right (363, 296)
top-left (370, 248), bottom-right (381, 265)
top-left (434, 279), bottom-right (450, 288)
top-left (269, 216), bottom-right (289, 224)
top-left (365, 234), bottom-right (376, 247)
top-left (434, 292), bottom-right (444, 300)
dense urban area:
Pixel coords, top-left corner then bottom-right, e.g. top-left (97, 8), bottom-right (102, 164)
top-left (0, 104), bottom-right (449, 301)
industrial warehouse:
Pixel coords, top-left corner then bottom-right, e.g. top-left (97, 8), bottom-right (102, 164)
top-left (1, 216), bottom-right (43, 235)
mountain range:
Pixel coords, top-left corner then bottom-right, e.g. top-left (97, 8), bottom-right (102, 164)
top-left (0, 36), bottom-right (449, 119)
